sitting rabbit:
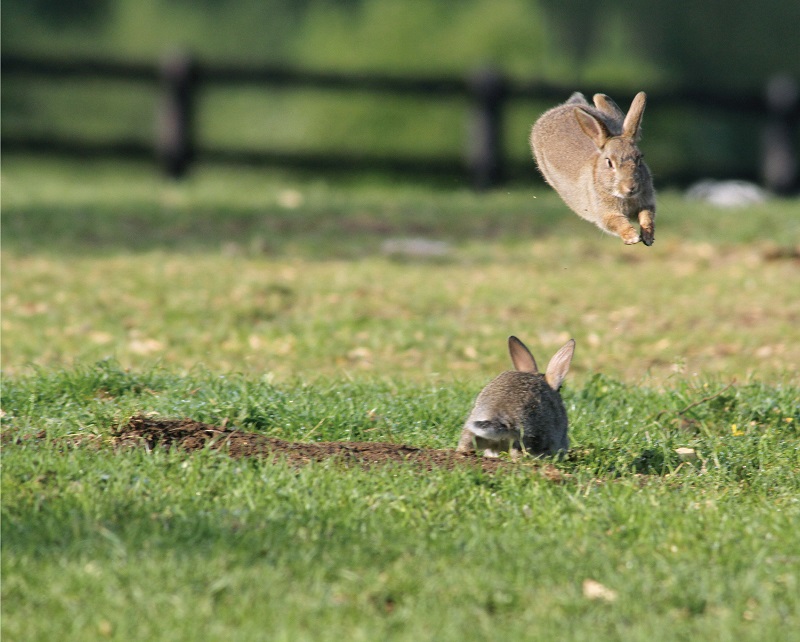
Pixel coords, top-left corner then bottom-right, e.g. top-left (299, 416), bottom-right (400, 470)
top-left (530, 91), bottom-right (656, 246)
top-left (457, 336), bottom-right (575, 458)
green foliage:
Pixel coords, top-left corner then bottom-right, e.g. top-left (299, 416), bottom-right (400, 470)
top-left (5, 0), bottom-right (798, 184)
top-left (6, 0), bottom-right (798, 85)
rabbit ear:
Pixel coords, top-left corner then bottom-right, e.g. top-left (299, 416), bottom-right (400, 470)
top-left (622, 92), bottom-right (647, 139)
top-left (593, 93), bottom-right (625, 121)
top-left (545, 339), bottom-right (575, 391)
top-left (574, 108), bottom-right (609, 149)
top-left (566, 91), bottom-right (590, 105)
top-left (508, 336), bottom-right (538, 373)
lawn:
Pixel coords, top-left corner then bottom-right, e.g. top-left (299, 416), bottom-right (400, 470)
top-left (2, 157), bottom-right (799, 641)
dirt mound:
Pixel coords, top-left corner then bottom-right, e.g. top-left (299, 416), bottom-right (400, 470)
top-left (110, 415), bottom-right (565, 478)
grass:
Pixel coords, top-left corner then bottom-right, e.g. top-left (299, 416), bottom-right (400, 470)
top-left (2, 366), bottom-right (799, 641)
top-left (2, 156), bottom-right (799, 383)
top-left (2, 157), bottom-right (799, 640)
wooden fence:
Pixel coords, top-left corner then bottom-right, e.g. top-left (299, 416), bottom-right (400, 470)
top-left (3, 52), bottom-right (799, 192)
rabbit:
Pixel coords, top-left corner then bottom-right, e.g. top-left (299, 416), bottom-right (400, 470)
top-left (530, 91), bottom-right (656, 246)
top-left (457, 336), bottom-right (575, 459)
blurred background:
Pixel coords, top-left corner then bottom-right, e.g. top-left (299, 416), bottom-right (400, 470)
top-left (3, 0), bottom-right (799, 191)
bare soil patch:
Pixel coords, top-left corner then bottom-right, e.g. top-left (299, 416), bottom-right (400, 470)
top-left (111, 415), bottom-right (566, 476)
top-left (2, 415), bottom-right (566, 478)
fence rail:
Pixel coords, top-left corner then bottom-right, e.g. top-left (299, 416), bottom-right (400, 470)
top-left (3, 52), bottom-right (799, 192)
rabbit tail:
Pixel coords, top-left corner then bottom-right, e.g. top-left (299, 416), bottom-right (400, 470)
top-left (468, 418), bottom-right (519, 441)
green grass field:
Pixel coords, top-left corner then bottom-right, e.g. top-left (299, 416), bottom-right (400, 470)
top-left (2, 157), bottom-right (799, 640)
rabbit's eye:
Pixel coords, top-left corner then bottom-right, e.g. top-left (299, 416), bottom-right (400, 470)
top-left (606, 158), bottom-right (614, 169)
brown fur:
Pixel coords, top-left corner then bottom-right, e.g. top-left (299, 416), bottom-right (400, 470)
top-left (530, 92), bottom-right (656, 246)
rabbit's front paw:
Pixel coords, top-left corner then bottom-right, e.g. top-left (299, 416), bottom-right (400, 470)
top-left (603, 213), bottom-right (640, 245)
top-left (638, 210), bottom-right (655, 246)
top-left (621, 230), bottom-right (641, 244)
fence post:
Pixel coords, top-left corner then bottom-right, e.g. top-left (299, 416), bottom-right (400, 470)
top-left (156, 51), bottom-right (197, 179)
top-left (466, 67), bottom-right (506, 190)
top-left (761, 74), bottom-right (799, 195)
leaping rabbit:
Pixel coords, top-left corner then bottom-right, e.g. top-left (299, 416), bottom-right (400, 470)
top-left (530, 92), bottom-right (656, 246)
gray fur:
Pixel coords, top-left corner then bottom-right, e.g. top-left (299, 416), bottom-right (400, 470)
top-left (457, 336), bottom-right (575, 459)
